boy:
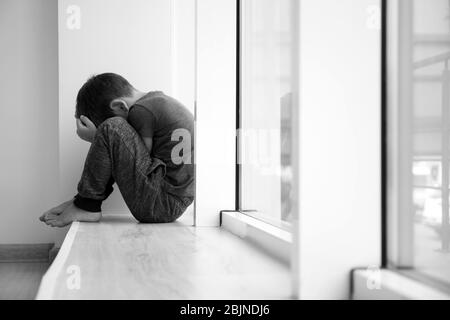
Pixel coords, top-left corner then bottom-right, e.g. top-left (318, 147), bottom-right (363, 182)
top-left (39, 73), bottom-right (194, 227)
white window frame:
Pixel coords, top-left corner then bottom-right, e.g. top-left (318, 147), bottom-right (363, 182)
top-left (202, 0), bottom-right (383, 300)
top-left (221, 211), bottom-right (292, 264)
top-left (386, 0), bottom-right (415, 269)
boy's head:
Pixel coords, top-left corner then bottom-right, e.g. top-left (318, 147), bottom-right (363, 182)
top-left (75, 73), bottom-right (135, 127)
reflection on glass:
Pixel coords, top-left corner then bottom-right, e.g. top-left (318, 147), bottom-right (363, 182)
top-left (240, 0), bottom-right (297, 228)
top-left (408, 0), bottom-right (450, 284)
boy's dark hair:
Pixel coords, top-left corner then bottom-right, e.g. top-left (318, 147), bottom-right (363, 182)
top-left (75, 73), bottom-right (134, 127)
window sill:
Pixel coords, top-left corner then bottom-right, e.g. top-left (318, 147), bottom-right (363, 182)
top-left (220, 211), bottom-right (292, 265)
top-left (37, 213), bottom-right (291, 300)
top-left (352, 268), bottom-right (450, 300)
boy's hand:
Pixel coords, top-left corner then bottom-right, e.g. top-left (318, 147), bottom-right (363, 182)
top-left (76, 115), bottom-right (97, 143)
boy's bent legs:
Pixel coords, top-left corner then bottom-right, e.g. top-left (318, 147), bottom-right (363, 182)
top-left (77, 117), bottom-right (180, 223)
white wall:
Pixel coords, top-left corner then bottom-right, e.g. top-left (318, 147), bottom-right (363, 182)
top-left (172, 0), bottom-right (196, 113)
top-left (58, 0), bottom-right (175, 213)
top-left (293, 0), bottom-right (381, 299)
top-left (195, 0), bottom-right (236, 226)
top-left (0, 0), bottom-right (65, 243)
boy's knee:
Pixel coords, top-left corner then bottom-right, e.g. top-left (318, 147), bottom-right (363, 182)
top-left (98, 116), bottom-right (128, 131)
top-left (96, 117), bottom-right (132, 138)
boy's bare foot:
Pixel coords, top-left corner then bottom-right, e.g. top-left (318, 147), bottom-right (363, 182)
top-left (39, 200), bottom-right (72, 222)
top-left (40, 200), bottom-right (102, 228)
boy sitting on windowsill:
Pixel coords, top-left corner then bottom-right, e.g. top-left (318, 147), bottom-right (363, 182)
top-left (40, 73), bottom-right (194, 227)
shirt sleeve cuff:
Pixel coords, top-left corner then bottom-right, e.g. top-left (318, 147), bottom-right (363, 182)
top-left (73, 194), bottom-right (102, 212)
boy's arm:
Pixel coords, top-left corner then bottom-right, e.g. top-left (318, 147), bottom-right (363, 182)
top-left (142, 136), bottom-right (153, 153)
top-left (128, 105), bottom-right (156, 154)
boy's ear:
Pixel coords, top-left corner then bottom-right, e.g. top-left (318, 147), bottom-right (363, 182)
top-left (110, 99), bottom-right (129, 116)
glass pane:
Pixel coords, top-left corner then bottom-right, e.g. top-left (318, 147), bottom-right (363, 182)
top-left (240, 0), bottom-right (297, 228)
top-left (397, 0), bottom-right (450, 285)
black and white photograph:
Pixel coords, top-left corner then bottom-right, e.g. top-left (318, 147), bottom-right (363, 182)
top-left (0, 0), bottom-right (449, 307)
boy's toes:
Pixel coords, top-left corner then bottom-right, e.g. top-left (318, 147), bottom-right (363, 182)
top-left (39, 212), bottom-right (51, 221)
top-left (43, 213), bottom-right (58, 222)
top-left (44, 218), bottom-right (55, 226)
top-left (40, 213), bottom-right (48, 222)
top-left (46, 219), bottom-right (69, 228)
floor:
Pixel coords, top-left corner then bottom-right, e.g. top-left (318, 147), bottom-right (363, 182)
top-left (0, 262), bottom-right (49, 300)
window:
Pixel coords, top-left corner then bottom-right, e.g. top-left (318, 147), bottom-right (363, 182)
top-left (238, 0), bottom-right (298, 229)
top-left (388, 0), bottom-right (450, 287)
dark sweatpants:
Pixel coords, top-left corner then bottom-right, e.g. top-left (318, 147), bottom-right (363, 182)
top-left (76, 117), bottom-right (190, 223)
